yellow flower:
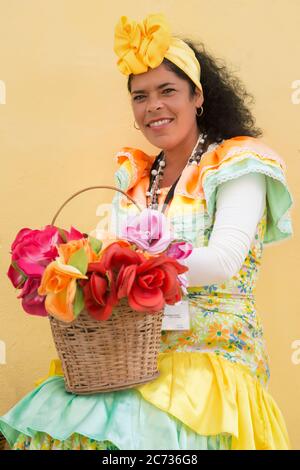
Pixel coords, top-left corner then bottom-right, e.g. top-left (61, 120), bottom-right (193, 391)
top-left (114, 13), bottom-right (171, 75)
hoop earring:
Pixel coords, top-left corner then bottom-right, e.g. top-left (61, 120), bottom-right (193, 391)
top-left (134, 121), bottom-right (140, 130)
top-left (196, 106), bottom-right (203, 117)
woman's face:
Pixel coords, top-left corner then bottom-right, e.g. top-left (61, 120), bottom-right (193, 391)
top-left (130, 63), bottom-right (203, 151)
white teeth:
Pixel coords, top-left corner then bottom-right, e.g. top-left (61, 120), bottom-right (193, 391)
top-left (149, 119), bottom-right (172, 127)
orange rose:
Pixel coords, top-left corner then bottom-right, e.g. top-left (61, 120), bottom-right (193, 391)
top-left (58, 238), bottom-right (99, 264)
top-left (38, 260), bottom-right (87, 322)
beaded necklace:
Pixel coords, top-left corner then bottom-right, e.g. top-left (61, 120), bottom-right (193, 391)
top-left (146, 132), bottom-right (208, 213)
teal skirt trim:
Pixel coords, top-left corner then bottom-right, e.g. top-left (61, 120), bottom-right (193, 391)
top-left (0, 376), bottom-right (232, 450)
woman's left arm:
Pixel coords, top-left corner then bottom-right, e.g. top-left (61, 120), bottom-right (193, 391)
top-left (184, 172), bottom-right (267, 287)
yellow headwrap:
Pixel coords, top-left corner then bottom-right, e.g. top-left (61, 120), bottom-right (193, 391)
top-left (113, 13), bottom-right (203, 93)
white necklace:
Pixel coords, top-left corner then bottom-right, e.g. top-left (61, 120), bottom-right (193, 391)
top-left (146, 131), bottom-right (208, 209)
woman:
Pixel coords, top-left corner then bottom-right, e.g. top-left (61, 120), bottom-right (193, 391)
top-left (0, 13), bottom-right (293, 450)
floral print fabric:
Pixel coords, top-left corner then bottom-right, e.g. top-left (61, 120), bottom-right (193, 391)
top-left (12, 431), bottom-right (232, 450)
top-left (13, 432), bottom-right (119, 450)
top-left (160, 205), bottom-right (270, 388)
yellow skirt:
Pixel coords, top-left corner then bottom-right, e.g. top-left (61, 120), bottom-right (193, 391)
top-left (37, 351), bottom-right (290, 450)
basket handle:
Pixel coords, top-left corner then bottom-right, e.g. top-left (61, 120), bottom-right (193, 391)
top-left (51, 185), bottom-right (142, 226)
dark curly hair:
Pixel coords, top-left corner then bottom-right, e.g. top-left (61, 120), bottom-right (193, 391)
top-left (127, 39), bottom-right (263, 144)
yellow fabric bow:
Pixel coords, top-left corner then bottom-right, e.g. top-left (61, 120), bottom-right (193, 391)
top-left (114, 13), bottom-right (203, 92)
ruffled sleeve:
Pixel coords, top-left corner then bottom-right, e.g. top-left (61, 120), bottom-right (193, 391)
top-left (114, 147), bottom-right (155, 192)
top-left (110, 148), bottom-right (156, 235)
top-left (200, 136), bottom-right (294, 245)
top-left (112, 147), bottom-right (156, 213)
top-left (111, 139), bottom-right (294, 246)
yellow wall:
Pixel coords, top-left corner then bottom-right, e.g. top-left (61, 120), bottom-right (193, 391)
top-left (0, 0), bottom-right (299, 448)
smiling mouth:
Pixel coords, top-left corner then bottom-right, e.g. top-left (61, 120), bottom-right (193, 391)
top-left (147, 118), bottom-right (174, 128)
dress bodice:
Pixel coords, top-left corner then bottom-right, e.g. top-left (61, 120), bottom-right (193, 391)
top-left (111, 136), bottom-right (293, 387)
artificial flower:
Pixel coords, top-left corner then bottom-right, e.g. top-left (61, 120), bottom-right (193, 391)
top-left (116, 254), bottom-right (188, 313)
top-left (80, 242), bottom-right (144, 320)
top-left (58, 237), bottom-right (99, 265)
top-left (80, 262), bottom-right (118, 321)
top-left (38, 259), bottom-right (87, 322)
top-left (18, 278), bottom-right (48, 317)
top-left (7, 225), bottom-right (83, 316)
top-left (114, 13), bottom-right (171, 75)
top-left (120, 208), bottom-right (173, 254)
top-left (166, 240), bottom-right (193, 260)
top-left (99, 241), bottom-right (143, 270)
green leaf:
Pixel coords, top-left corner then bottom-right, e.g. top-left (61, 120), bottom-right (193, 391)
top-left (68, 247), bottom-right (88, 275)
top-left (11, 260), bottom-right (27, 280)
top-left (57, 227), bottom-right (68, 243)
top-left (88, 236), bottom-right (102, 255)
top-left (73, 284), bottom-right (85, 318)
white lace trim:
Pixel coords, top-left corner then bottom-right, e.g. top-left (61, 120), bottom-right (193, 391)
top-left (217, 145), bottom-right (286, 170)
top-left (174, 148), bottom-right (286, 200)
top-left (114, 143), bottom-right (291, 211)
top-left (204, 167), bottom-right (293, 237)
top-left (115, 151), bottom-right (133, 160)
top-left (204, 166), bottom-right (286, 207)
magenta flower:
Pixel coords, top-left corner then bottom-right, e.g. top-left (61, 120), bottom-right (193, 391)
top-left (7, 225), bottom-right (84, 316)
top-left (165, 241), bottom-right (192, 296)
top-left (120, 208), bottom-right (173, 254)
top-left (17, 278), bottom-right (48, 316)
top-left (7, 264), bottom-right (25, 289)
top-left (166, 241), bottom-right (193, 260)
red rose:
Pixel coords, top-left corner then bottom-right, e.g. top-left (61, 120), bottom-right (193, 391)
top-left (82, 244), bottom-right (188, 319)
top-left (81, 262), bottom-right (118, 321)
top-left (116, 254), bottom-right (188, 313)
top-left (82, 243), bottom-right (143, 321)
top-left (100, 241), bottom-right (143, 270)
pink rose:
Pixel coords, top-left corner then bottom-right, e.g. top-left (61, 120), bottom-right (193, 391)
top-left (10, 225), bottom-right (83, 276)
top-left (7, 225), bottom-right (83, 316)
top-left (18, 278), bottom-right (48, 316)
top-left (166, 241), bottom-right (193, 260)
top-left (120, 208), bottom-right (173, 254)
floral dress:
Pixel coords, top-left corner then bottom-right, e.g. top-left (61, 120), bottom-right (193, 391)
top-left (0, 136), bottom-right (293, 450)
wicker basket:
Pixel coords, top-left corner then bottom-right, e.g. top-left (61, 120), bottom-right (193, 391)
top-left (50, 298), bottom-right (163, 394)
top-left (49, 185), bottom-right (164, 394)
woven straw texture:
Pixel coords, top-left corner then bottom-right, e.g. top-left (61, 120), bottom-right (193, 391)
top-left (49, 298), bottom-right (163, 394)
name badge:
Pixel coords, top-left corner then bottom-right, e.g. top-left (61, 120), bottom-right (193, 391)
top-left (161, 300), bottom-right (190, 331)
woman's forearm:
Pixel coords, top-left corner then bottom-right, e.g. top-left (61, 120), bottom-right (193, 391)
top-left (184, 172), bottom-right (267, 287)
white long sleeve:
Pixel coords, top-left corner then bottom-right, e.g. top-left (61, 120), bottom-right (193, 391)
top-left (185, 172), bottom-right (267, 287)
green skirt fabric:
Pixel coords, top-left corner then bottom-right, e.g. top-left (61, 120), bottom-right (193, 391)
top-left (0, 376), bottom-right (232, 450)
